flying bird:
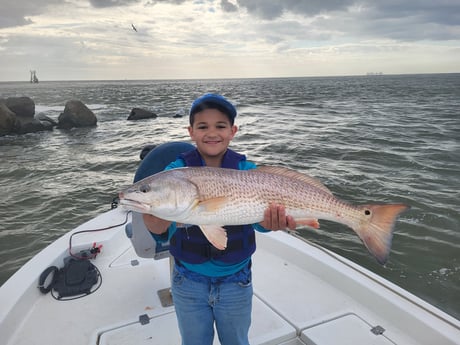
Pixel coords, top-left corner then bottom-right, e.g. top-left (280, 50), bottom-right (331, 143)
top-left (131, 24), bottom-right (138, 32)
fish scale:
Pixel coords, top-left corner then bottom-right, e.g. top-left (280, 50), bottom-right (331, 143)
top-left (190, 170), bottom-right (321, 223)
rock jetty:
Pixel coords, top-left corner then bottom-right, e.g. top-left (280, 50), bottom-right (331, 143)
top-left (0, 96), bottom-right (50, 135)
top-left (0, 97), bottom-right (98, 136)
top-left (1, 96), bottom-right (167, 137)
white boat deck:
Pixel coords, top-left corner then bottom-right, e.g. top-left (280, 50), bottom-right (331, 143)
top-left (1, 208), bottom-right (459, 345)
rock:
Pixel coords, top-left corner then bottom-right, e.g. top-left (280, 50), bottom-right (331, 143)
top-left (35, 113), bottom-right (58, 126)
top-left (0, 97), bottom-right (58, 135)
top-left (5, 96), bottom-right (35, 118)
top-left (16, 118), bottom-right (50, 134)
top-left (39, 120), bottom-right (55, 131)
top-left (173, 108), bottom-right (185, 118)
top-left (1, 97), bottom-right (50, 135)
top-left (0, 102), bottom-right (19, 135)
top-left (140, 144), bottom-right (156, 160)
top-left (58, 100), bottom-right (97, 129)
top-left (128, 108), bottom-right (157, 120)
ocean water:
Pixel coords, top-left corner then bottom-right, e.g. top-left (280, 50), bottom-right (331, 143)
top-left (0, 74), bottom-right (459, 319)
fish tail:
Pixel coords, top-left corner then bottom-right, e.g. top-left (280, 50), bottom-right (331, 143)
top-left (354, 204), bottom-right (410, 265)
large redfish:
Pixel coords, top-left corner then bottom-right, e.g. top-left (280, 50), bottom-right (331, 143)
top-left (119, 166), bottom-right (409, 264)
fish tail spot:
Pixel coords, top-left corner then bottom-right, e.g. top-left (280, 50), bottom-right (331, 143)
top-left (355, 204), bottom-right (410, 264)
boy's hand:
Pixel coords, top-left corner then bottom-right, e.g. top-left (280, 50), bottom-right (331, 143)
top-left (259, 203), bottom-right (297, 231)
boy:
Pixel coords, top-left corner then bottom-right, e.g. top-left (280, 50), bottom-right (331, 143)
top-left (143, 93), bottom-right (296, 345)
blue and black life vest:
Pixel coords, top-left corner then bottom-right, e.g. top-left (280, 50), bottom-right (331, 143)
top-left (169, 149), bottom-right (256, 264)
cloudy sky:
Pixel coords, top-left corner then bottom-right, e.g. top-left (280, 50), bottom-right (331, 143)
top-left (1, 0), bottom-right (459, 81)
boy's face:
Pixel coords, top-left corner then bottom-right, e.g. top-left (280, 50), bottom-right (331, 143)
top-left (188, 108), bottom-right (237, 163)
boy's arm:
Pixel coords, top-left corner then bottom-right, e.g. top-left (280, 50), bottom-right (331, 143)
top-left (143, 214), bottom-right (171, 235)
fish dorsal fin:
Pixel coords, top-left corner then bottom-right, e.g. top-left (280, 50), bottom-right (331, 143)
top-left (255, 166), bottom-right (333, 195)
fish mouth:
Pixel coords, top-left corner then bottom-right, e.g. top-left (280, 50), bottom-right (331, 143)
top-left (118, 198), bottom-right (150, 213)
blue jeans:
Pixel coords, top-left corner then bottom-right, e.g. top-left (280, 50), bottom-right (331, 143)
top-left (171, 263), bottom-right (253, 345)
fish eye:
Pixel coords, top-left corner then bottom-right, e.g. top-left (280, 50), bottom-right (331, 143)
top-left (364, 209), bottom-right (371, 216)
top-left (139, 184), bottom-right (150, 193)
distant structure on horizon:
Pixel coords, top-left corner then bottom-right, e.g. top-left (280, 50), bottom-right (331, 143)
top-left (30, 70), bottom-right (39, 83)
top-left (366, 72), bottom-right (383, 76)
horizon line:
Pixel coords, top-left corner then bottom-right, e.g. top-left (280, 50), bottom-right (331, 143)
top-left (1, 71), bottom-right (460, 83)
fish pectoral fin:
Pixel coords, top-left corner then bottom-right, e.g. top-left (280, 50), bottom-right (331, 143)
top-left (197, 197), bottom-right (228, 212)
top-left (199, 225), bottom-right (228, 250)
top-left (295, 218), bottom-right (320, 229)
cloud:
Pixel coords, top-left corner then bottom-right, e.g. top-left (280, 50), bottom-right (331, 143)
top-left (225, 0), bottom-right (460, 42)
top-left (221, 0), bottom-right (238, 13)
top-left (234, 0), bottom-right (354, 19)
top-left (332, 2), bottom-right (460, 42)
top-left (145, 0), bottom-right (187, 5)
top-left (0, 0), bottom-right (61, 28)
top-left (89, 0), bottom-right (142, 8)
